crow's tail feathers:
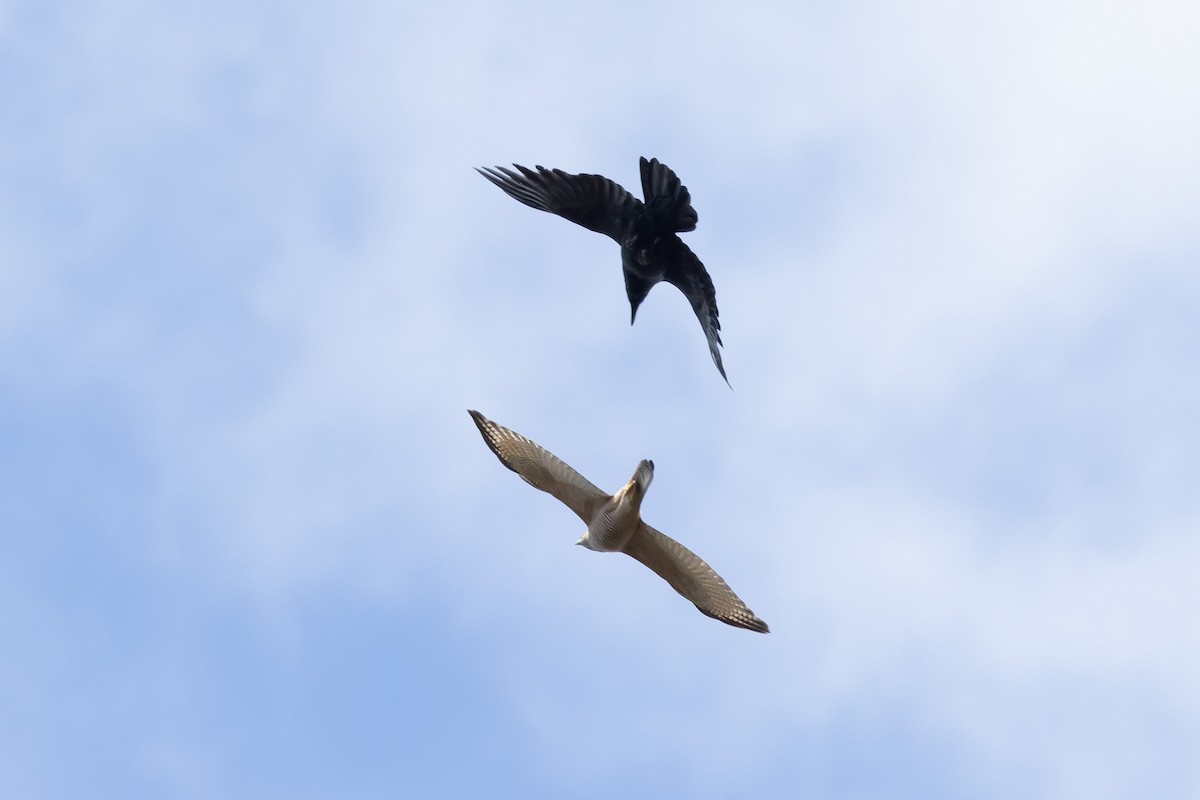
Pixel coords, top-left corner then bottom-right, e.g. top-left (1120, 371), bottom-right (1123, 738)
top-left (640, 157), bottom-right (698, 233)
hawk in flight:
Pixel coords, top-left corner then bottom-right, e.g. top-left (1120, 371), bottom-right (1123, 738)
top-left (469, 410), bottom-right (768, 633)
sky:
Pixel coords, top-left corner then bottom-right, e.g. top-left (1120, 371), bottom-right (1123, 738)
top-left (2, 1), bottom-right (1199, 797)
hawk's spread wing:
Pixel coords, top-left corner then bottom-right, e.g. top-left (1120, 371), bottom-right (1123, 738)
top-left (468, 410), bottom-right (607, 524)
top-left (623, 522), bottom-right (769, 633)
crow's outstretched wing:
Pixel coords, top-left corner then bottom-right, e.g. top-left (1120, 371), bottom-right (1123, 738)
top-left (662, 241), bottom-right (728, 385)
top-left (477, 164), bottom-right (642, 244)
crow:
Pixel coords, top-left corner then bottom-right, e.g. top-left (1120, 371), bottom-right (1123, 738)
top-left (477, 157), bottom-right (729, 385)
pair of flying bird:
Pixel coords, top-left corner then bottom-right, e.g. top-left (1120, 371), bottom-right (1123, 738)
top-left (471, 158), bottom-right (768, 633)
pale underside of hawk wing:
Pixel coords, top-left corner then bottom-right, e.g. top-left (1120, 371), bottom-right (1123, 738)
top-left (468, 410), bottom-right (607, 524)
top-left (476, 164), bottom-right (642, 244)
top-left (622, 522), bottom-right (769, 633)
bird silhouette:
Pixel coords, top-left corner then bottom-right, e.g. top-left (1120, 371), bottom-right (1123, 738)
top-left (469, 410), bottom-right (768, 633)
top-left (477, 157), bottom-right (729, 385)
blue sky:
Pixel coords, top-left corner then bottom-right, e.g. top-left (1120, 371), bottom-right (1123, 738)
top-left (2, 1), bottom-right (1199, 797)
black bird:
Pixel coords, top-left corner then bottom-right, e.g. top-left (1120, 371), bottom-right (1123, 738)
top-left (477, 157), bottom-right (729, 385)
